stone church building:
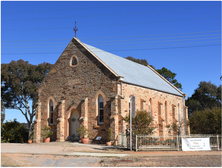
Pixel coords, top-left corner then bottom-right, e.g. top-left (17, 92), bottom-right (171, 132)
top-left (34, 37), bottom-right (189, 144)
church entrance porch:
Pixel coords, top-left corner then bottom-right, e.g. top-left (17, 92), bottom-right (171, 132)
top-left (69, 109), bottom-right (80, 142)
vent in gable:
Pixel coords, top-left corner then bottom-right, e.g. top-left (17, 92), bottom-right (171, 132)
top-left (70, 56), bottom-right (78, 67)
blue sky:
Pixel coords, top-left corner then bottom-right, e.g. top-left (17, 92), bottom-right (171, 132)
top-left (1, 1), bottom-right (221, 123)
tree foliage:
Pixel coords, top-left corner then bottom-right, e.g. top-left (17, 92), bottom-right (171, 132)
top-left (126, 56), bottom-right (149, 66)
top-left (1, 119), bottom-right (28, 143)
top-left (125, 57), bottom-right (182, 90)
top-left (186, 81), bottom-right (221, 116)
top-left (123, 110), bottom-right (156, 135)
top-left (1, 59), bottom-right (53, 139)
top-left (1, 100), bottom-right (5, 124)
top-left (156, 67), bottom-right (182, 90)
top-left (166, 120), bottom-right (188, 136)
top-left (189, 107), bottom-right (221, 134)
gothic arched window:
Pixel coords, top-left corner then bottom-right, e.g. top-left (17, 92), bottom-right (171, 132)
top-left (149, 98), bottom-right (152, 116)
top-left (49, 100), bottom-right (54, 125)
top-left (165, 101), bottom-right (167, 124)
top-left (98, 96), bottom-right (104, 124)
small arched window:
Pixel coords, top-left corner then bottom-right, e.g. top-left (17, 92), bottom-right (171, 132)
top-left (165, 102), bottom-right (167, 124)
top-left (49, 100), bottom-right (53, 125)
top-left (178, 103), bottom-right (180, 122)
top-left (70, 56), bottom-right (78, 67)
top-left (149, 98), bottom-right (152, 116)
top-left (98, 96), bottom-right (104, 124)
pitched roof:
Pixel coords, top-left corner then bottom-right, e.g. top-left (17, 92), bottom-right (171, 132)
top-left (75, 38), bottom-right (183, 97)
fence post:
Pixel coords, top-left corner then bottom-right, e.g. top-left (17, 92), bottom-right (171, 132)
top-left (217, 135), bottom-right (219, 151)
top-left (178, 135), bottom-right (179, 151)
top-left (136, 135), bottom-right (138, 152)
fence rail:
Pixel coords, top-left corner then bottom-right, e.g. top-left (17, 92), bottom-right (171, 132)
top-left (118, 133), bottom-right (222, 151)
top-left (135, 135), bottom-right (221, 151)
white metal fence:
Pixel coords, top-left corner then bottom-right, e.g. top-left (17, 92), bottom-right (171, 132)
top-left (135, 134), bottom-right (221, 151)
top-left (118, 133), bottom-right (221, 151)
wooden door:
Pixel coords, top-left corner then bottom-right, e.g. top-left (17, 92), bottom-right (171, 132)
top-left (70, 110), bottom-right (80, 142)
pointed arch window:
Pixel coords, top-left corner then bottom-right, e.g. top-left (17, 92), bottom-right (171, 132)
top-left (165, 102), bottom-right (167, 124)
top-left (98, 96), bottom-right (104, 124)
top-left (70, 56), bottom-right (78, 67)
top-left (49, 100), bottom-right (54, 125)
top-left (178, 103), bottom-right (181, 122)
top-left (149, 98), bottom-right (152, 116)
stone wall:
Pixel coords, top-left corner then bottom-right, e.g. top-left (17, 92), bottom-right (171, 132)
top-left (34, 38), bottom-right (118, 143)
top-left (118, 82), bottom-right (188, 137)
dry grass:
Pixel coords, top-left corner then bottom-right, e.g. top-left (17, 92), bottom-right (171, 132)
top-left (1, 154), bottom-right (22, 167)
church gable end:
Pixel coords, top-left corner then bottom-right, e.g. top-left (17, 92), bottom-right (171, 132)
top-left (36, 38), bottom-right (118, 142)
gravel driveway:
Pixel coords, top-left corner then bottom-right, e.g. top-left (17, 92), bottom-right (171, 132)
top-left (2, 153), bottom-right (221, 167)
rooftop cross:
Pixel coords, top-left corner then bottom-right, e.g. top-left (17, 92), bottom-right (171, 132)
top-left (73, 21), bottom-right (78, 37)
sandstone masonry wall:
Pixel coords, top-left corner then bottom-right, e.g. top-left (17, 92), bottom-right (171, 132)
top-left (34, 38), bottom-right (118, 143)
top-left (118, 82), bottom-right (187, 136)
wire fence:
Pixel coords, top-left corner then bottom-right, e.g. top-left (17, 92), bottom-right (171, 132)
top-left (118, 133), bottom-right (222, 151)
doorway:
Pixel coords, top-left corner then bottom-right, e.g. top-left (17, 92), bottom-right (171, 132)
top-left (69, 109), bottom-right (80, 142)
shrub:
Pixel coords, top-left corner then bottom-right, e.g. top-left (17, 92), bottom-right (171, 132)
top-left (123, 110), bottom-right (156, 136)
top-left (107, 128), bottom-right (111, 142)
top-left (1, 119), bottom-right (28, 143)
top-left (77, 126), bottom-right (89, 138)
top-left (41, 126), bottom-right (53, 139)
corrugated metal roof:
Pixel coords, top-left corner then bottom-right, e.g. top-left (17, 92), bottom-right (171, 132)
top-left (83, 42), bottom-right (183, 97)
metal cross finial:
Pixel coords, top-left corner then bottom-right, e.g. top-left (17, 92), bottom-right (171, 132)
top-left (73, 21), bottom-right (78, 37)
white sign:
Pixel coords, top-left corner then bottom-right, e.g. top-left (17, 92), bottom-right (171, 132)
top-left (95, 136), bottom-right (101, 140)
top-left (182, 138), bottom-right (211, 151)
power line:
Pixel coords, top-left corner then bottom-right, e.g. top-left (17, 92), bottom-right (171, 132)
top-left (1, 3), bottom-right (143, 13)
top-left (2, 43), bottom-right (220, 54)
top-left (2, 35), bottom-right (220, 46)
top-left (2, 5), bottom-right (220, 21)
top-left (82, 35), bottom-right (221, 45)
top-left (2, 37), bottom-right (221, 49)
top-left (2, 16), bottom-right (220, 31)
top-left (2, 30), bottom-right (221, 42)
top-left (81, 30), bottom-right (222, 40)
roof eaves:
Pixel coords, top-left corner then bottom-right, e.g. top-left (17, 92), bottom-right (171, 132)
top-left (73, 37), bottom-right (119, 77)
top-left (147, 64), bottom-right (184, 96)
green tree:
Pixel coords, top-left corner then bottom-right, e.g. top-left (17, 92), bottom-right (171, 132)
top-left (156, 67), bottom-right (182, 90)
top-left (189, 107), bottom-right (221, 134)
top-left (1, 119), bottom-right (28, 143)
top-left (186, 81), bottom-right (221, 116)
top-left (123, 110), bottom-right (156, 135)
top-left (1, 100), bottom-right (5, 124)
top-left (1, 59), bottom-right (53, 139)
top-left (125, 57), bottom-right (182, 90)
top-left (126, 56), bottom-right (149, 66)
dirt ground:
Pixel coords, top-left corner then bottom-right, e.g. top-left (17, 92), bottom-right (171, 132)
top-left (2, 153), bottom-right (222, 167)
top-left (1, 142), bottom-right (222, 167)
